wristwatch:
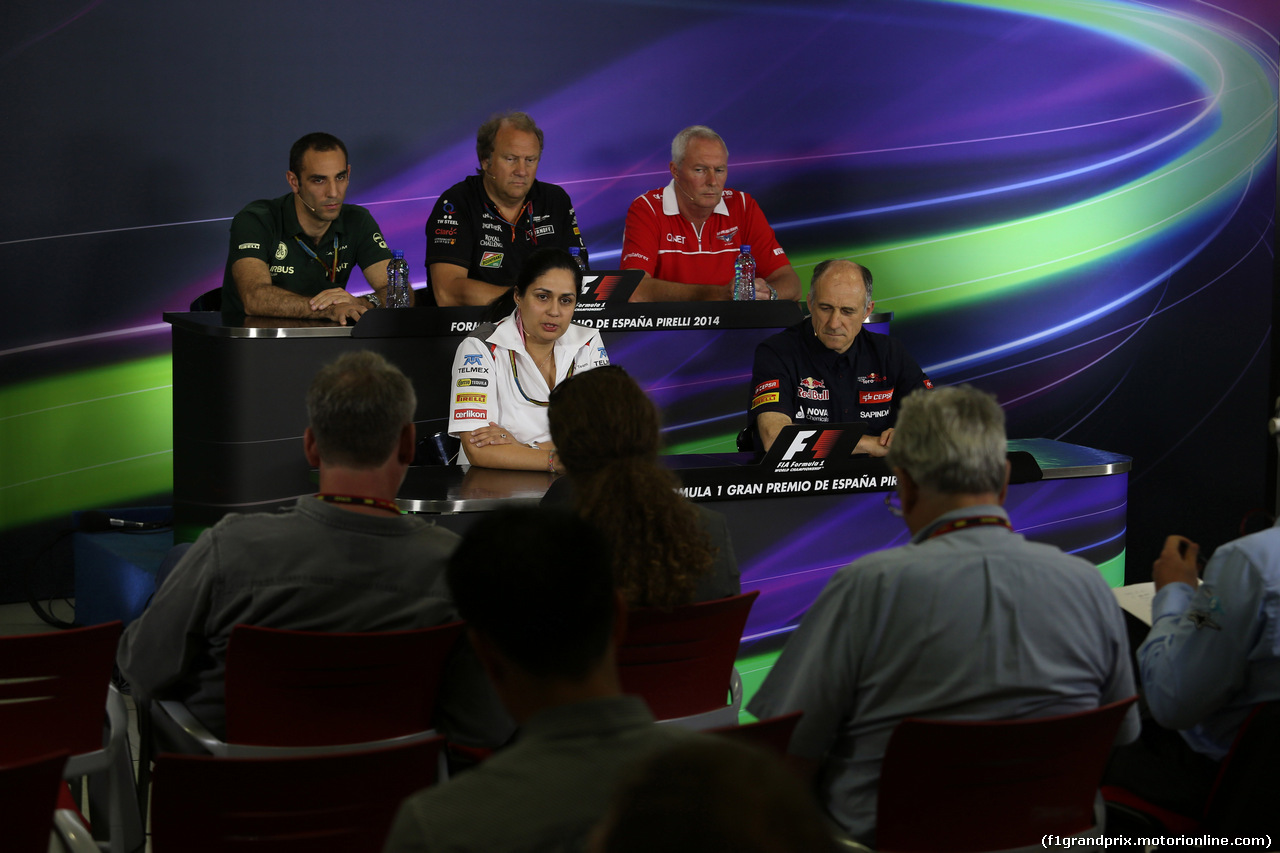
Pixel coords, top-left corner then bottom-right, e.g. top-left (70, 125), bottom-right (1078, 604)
top-left (365, 293), bottom-right (382, 308)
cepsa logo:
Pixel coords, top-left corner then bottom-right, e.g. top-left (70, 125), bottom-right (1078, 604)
top-left (754, 380), bottom-right (779, 396)
top-left (860, 388), bottom-right (894, 405)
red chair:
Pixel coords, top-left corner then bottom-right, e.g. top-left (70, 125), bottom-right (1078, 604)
top-left (141, 621), bottom-right (464, 818)
top-left (876, 696), bottom-right (1138, 852)
top-left (150, 738), bottom-right (443, 853)
top-left (1104, 700), bottom-right (1280, 838)
top-left (711, 711), bottom-right (804, 756)
top-left (0, 751), bottom-right (86, 853)
top-left (0, 621), bottom-right (143, 853)
top-left (618, 591), bottom-right (759, 728)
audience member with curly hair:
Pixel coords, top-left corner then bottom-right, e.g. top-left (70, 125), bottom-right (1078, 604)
top-left (545, 366), bottom-right (740, 608)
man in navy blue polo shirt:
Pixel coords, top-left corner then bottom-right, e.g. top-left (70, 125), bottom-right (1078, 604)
top-left (748, 259), bottom-right (932, 454)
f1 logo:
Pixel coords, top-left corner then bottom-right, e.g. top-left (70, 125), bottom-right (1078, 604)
top-left (781, 431), bottom-right (817, 461)
top-left (781, 429), bottom-right (841, 461)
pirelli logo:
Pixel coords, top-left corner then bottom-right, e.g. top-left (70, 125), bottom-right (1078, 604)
top-left (752, 392), bottom-right (779, 409)
top-left (455, 393), bottom-right (487, 404)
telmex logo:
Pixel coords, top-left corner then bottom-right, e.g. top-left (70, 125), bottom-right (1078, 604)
top-left (463, 354), bottom-right (483, 366)
top-left (860, 389), bottom-right (894, 405)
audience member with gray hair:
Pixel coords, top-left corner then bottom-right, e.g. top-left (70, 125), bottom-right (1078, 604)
top-left (621, 124), bottom-right (801, 302)
top-left (118, 350), bottom-right (460, 739)
top-left (748, 384), bottom-right (1139, 846)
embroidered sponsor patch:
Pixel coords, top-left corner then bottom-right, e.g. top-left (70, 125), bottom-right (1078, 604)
top-left (457, 378), bottom-right (488, 387)
top-left (754, 380), bottom-right (779, 396)
top-left (455, 393), bottom-right (487, 404)
top-left (454, 409), bottom-right (486, 420)
top-left (480, 252), bottom-right (504, 268)
top-left (752, 392), bottom-right (780, 409)
top-left (860, 389), bottom-right (894, 405)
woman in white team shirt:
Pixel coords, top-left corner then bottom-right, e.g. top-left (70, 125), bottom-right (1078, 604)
top-left (449, 248), bottom-right (609, 470)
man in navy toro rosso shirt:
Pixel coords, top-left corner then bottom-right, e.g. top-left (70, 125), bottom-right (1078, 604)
top-left (748, 259), bottom-right (932, 454)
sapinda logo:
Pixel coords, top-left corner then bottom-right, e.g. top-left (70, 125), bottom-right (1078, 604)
top-left (780, 429), bottom-right (842, 461)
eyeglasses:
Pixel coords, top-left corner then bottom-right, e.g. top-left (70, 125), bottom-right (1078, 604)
top-left (883, 489), bottom-right (903, 517)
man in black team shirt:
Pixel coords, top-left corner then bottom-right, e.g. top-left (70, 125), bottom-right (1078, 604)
top-left (221, 132), bottom-right (394, 323)
top-left (425, 112), bottom-right (587, 307)
top-left (747, 259), bottom-right (932, 455)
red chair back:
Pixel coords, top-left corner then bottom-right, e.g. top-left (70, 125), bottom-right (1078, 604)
top-left (0, 621), bottom-right (122, 760)
top-left (150, 738), bottom-right (441, 853)
top-left (712, 711), bottom-right (804, 756)
top-left (0, 751), bottom-right (70, 853)
top-left (617, 591), bottom-right (758, 720)
top-left (877, 696), bottom-right (1137, 852)
top-left (224, 621), bottom-right (463, 746)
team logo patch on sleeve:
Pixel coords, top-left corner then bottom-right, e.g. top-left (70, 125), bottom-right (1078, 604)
top-left (480, 252), bottom-right (504, 268)
top-left (754, 379), bottom-right (779, 396)
top-left (454, 409), bottom-right (487, 420)
top-left (752, 392), bottom-right (780, 409)
top-left (455, 393), bottom-right (487, 404)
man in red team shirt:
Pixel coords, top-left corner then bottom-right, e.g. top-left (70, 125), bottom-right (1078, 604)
top-left (620, 126), bottom-right (801, 302)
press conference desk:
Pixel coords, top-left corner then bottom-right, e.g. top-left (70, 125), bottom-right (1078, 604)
top-left (393, 439), bottom-right (1131, 650)
top-left (166, 301), bottom-right (810, 533)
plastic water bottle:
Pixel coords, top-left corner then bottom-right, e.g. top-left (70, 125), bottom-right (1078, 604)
top-left (570, 246), bottom-right (589, 272)
top-left (387, 250), bottom-right (410, 307)
top-left (733, 245), bottom-right (756, 301)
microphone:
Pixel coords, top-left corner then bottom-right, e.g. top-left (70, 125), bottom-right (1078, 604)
top-left (295, 191), bottom-right (319, 214)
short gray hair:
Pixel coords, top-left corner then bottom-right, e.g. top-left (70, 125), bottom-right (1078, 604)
top-left (886, 385), bottom-right (1006, 495)
top-left (306, 351), bottom-right (416, 468)
top-left (671, 125), bottom-right (727, 166)
top-left (808, 259), bottom-right (873, 310)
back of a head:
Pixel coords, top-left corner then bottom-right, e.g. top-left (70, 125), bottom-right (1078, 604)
top-left (593, 737), bottom-right (838, 853)
top-left (549, 366), bottom-right (660, 474)
top-left (446, 506), bottom-right (615, 680)
top-left (885, 384), bottom-right (1006, 495)
top-left (548, 367), bottom-right (714, 609)
top-left (306, 350), bottom-right (415, 469)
